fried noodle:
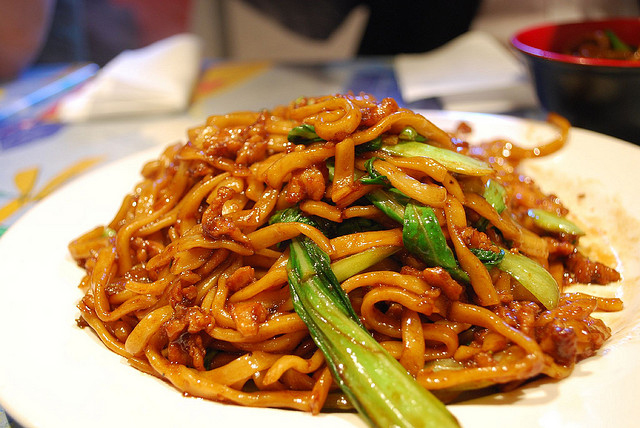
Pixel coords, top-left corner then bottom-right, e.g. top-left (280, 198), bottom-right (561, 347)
top-left (70, 94), bottom-right (622, 413)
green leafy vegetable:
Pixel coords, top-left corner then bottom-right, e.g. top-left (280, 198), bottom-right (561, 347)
top-left (285, 227), bottom-right (459, 428)
top-left (398, 126), bottom-right (426, 142)
top-left (269, 206), bottom-right (314, 226)
top-left (366, 188), bottom-right (408, 223)
top-left (355, 136), bottom-right (384, 154)
top-left (497, 251), bottom-right (560, 309)
top-left (288, 124), bottom-right (325, 144)
top-left (360, 157), bottom-right (391, 186)
top-left (380, 141), bottom-right (493, 176)
top-left (331, 246), bottom-right (400, 282)
top-left (527, 208), bottom-right (585, 237)
top-left (476, 179), bottom-right (507, 230)
top-left (291, 238), bottom-right (361, 321)
top-left (483, 179), bottom-right (506, 215)
top-left (367, 187), bottom-right (504, 280)
top-left (402, 203), bottom-right (469, 282)
top-left (334, 217), bottom-right (383, 237)
top-left (605, 29), bottom-right (632, 52)
top-left (470, 248), bottom-right (505, 267)
top-left (273, 207), bottom-right (460, 427)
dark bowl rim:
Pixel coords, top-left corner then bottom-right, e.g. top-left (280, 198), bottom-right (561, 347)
top-left (511, 17), bottom-right (640, 68)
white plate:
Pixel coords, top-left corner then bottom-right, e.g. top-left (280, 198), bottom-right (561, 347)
top-left (1, 111), bottom-right (639, 428)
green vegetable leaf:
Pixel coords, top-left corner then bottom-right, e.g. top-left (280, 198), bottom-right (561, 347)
top-left (360, 157), bottom-right (391, 186)
top-left (331, 246), bottom-right (400, 282)
top-left (355, 136), bottom-right (384, 154)
top-left (527, 208), bottom-right (585, 237)
top-left (287, 234), bottom-right (459, 428)
top-left (380, 141), bottom-right (493, 176)
top-left (402, 203), bottom-right (469, 282)
top-left (398, 126), bottom-right (426, 142)
top-left (476, 179), bottom-right (507, 231)
top-left (288, 124), bottom-right (325, 144)
top-left (483, 179), bottom-right (506, 215)
top-left (334, 217), bottom-right (383, 236)
top-left (366, 188), bottom-right (408, 223)
top-left (498, 251), bottom-right (559, 309)
top-left (273, 207), bottom-right (360, 322)
top-left (269, 206), bottom-right (319, 230)
top-left (605, 29), bottom-right (632, 52)
top-left (469, 248), bottom-right (505, 267)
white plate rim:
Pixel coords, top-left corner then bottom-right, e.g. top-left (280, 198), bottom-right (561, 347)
top-left (1, 111), bottom-right (639, 428)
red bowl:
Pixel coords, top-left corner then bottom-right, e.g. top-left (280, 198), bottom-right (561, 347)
top-left (511, 18), bottom-right (640, 143)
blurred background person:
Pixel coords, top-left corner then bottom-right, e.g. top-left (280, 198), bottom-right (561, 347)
top-left (0, 0), bottom-right (190, 80)
top-left (2, 0), bottom-right (639, 81)
top-left (0, 0), bottom-right (56, 80)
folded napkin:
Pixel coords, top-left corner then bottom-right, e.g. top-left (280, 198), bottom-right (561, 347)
top-left (58, 33), bottom-right (202, 121)
top-left (394, 31), bottom-right (535, 112)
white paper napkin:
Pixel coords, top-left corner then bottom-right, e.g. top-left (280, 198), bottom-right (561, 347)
top-left (394, 31), bottom-right (535, 112)
top-left (58, 33), bottom-right (202, 121)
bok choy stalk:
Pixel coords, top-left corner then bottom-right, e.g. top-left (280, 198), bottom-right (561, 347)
top-left (498, 251), bottom-right (559, 309)
top-left (390, 126), bottom-right (492, 176)
top-left (291, 124), bottom-right (491, 176)
top-left (275, 208), bottom-right (460, 428)
top-left (331, 245), bottom-right (400, 282)
top-left (527, 208), bottom-right (584, 237)
top-left (328, 127), bottom-right (557, 310)
top-left (380, 142), bottom-right (493, 176)
top-left (482, 179), bottom-right (507, 215)
top-left (364, 182), bottom-right (500, 281)
top-left (363, 171), bottom-right (557, 309)
top-left (476, 179), bottom-right (506, 230)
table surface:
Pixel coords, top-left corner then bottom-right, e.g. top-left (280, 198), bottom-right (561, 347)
top-left (0, 56), bottom-right (543, 427)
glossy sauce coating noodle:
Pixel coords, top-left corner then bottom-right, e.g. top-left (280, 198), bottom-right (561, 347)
top-left (70, 94), bottom-right (622, 413)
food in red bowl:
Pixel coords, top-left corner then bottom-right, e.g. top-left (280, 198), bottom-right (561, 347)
top-left (511, 18), bottom-right (640, 143)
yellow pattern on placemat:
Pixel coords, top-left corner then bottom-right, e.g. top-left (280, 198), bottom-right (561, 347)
top-left (14, 167), bottom-right (39, 196)
top-left (191, 60), bottom-right (272, 103)
top-left (0, 156), bottom-right (104, 224)
top-left (33, 156), bottom-right (104, 200)
top-left (0, 167), bottom-right (38, 223)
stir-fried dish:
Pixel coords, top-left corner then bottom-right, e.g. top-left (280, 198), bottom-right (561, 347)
top-left (565, 28), bottom-right (640, 60)
top-left (69, 94), bottom-right (622, 427)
